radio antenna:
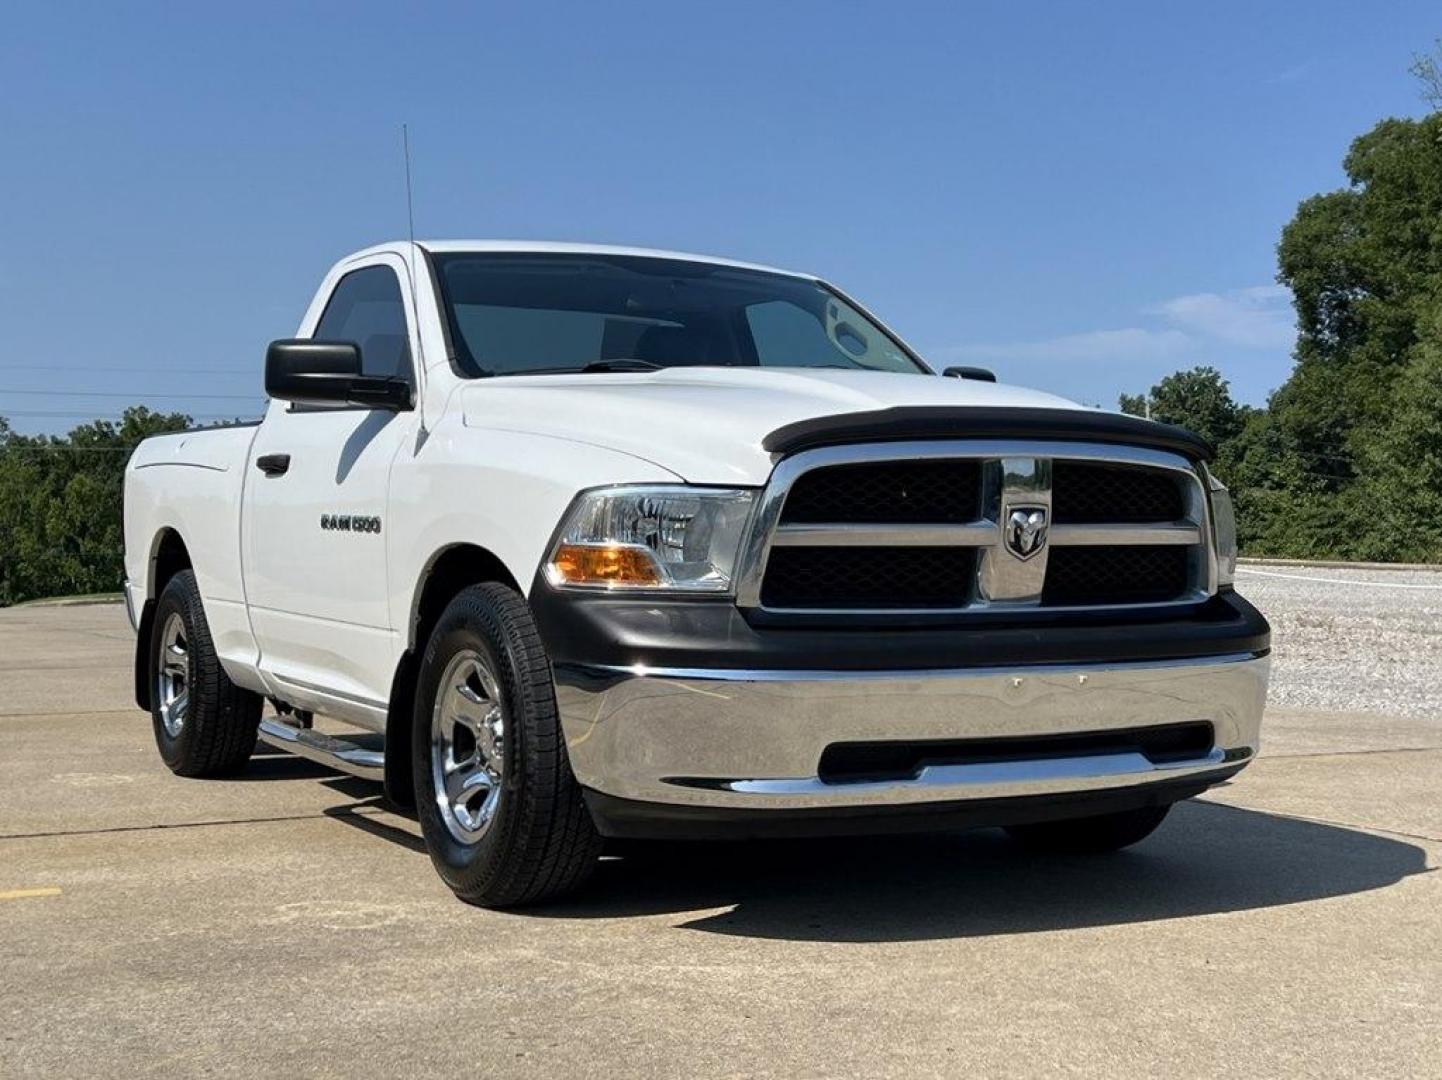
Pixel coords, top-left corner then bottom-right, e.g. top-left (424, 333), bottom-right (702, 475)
top-left (401, 123), bottom-right (428, 432)
top-left (403, 123), bottom-right (419, 255)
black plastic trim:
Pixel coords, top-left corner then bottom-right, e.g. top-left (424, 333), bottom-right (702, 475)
top-left (583, 769), bottom-right (1239, 840)
top-left (133, 598), bottom-right (156, 710)
top-left (265, 339), bottom-right (413, 412)
top-left (415, 244), bottom-right (469, 380)
top-left (942, 365), bottom-right (997, 382)
top-left (254, 452), bottom-right (291, 476)
top-left (529, 578), bottom-right (1270, 672)
top-left (762, 406), bottom-right (1215, 461)
top-left (813, 721), bottom-right (1216, 783)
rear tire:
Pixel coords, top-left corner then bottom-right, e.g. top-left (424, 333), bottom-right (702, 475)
top-left (412, 583), bottom-right (601, 908)
top-left (150, 570), bottom-right (262, 777)
top-left (1004, 803), bottom-right (1172, 854)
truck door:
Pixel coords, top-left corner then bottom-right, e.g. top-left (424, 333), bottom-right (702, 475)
top-left (241, 255), bottom-right (420, 725)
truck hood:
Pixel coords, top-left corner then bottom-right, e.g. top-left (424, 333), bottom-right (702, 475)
top-left (460, 367), bottom-right (1082, 485)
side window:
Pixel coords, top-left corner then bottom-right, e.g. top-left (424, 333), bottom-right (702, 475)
top-left (745, 298), bottom-right (916, 373)
top-left (745, 300), bottom-right (839, 368)
top-left (313, 266), bottom-right (413, 383)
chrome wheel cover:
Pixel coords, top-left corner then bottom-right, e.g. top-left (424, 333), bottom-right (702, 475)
top-left (430, 649), bottom-right (506, 845)
top-left (156, 612), bottom-right (190, 737)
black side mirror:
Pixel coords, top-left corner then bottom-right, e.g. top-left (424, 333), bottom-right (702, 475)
top-left (942, 365), bottom-right (997, 383)
top-left (265, 339), bottom-right (413, 411)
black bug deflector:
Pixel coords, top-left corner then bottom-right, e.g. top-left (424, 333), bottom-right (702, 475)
top-left (761, 406), bottom-right (1216, 462)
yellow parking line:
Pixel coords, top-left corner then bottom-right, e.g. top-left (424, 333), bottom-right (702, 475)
top-left (0, 887), bottom-right (62, 901)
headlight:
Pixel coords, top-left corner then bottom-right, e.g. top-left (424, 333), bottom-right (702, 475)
top-left (544, 486), bottom-right (757, 593)
top-left (1204, 467), bottom-right (1237, 587)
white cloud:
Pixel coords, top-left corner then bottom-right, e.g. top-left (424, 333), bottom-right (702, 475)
top-left (1267, 60), bottom-right (1315, 85)
top-left (937, 327), bottom-right (1192, 365)
top-left (937, 284), bottom-right (1294, 365)
top-left (928, 283), bottom-right (1297, 406)
top-left (1148, 285), bottom-right (1295, 349)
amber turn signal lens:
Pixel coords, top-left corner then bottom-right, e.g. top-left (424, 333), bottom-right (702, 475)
top-left (550, 543), bottom-right (664, 586)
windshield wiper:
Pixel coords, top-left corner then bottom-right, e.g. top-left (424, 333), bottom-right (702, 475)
top-left (495, 359), bottom-right (667, 377)
top-left (578, 358), bottom-right (663, 373)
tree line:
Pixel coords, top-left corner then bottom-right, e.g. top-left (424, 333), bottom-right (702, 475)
top-left (0, 409), bottom-right (190, 605)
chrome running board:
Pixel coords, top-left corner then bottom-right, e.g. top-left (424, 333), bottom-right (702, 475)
top-left (257, 718), bottom-right (385, 782)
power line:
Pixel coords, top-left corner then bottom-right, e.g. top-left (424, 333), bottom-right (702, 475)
top-left (0, 444), bottom-right (169, 452)
top-left (0, 409), bottom-right (259, 420)
top-left (1, 445), bottom-right (139, 452)
top-left (0, 365), bottom-right (255, 375)
top-left (0, 389), bottom-right (261, 400)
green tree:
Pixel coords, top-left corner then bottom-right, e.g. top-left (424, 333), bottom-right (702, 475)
top-left (1411, 38), bottom-right (1442, 110)
top-left (1356, 327), bottom-right (1442, 561)
top-left (0, 407), bottom-right (191, 605)
top-left (1117, 366), bottom-right (1245, 449)
top-left (1270, 108), bottom-right (1442, 559)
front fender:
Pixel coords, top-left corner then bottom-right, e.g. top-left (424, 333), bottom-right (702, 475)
top-left (386, 426), bottom-right (682, 646)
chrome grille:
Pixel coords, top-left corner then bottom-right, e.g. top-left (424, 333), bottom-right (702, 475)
top-left (736, 440), bottom-right (1214, 614)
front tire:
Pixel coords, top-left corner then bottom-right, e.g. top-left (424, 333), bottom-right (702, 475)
top-left (150, 570), bottom-right (262, 777)
top-left (1004, 803), bottom-right (1172, 854)
top-left (412, 583), bottom-right (601, 908)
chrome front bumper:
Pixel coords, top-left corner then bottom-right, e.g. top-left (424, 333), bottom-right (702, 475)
top-left (554, 652), bottom-right (1268, 812)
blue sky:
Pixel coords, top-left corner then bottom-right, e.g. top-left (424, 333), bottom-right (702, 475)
top-left (1, 2), bottom-right (1437, 433)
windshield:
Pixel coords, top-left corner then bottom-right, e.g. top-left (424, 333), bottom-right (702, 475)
top-left (431, 252), bottom-right (927, 377)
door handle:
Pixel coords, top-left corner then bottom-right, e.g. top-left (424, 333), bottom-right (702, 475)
top-left (255, 453), bottom-right (291, 476)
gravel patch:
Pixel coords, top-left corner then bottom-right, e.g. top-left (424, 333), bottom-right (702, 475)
top-left (1235, 562), bottom-right (1442, 719)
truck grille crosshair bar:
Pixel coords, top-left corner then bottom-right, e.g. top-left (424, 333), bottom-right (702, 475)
top-left (733, 440), bottom-right (1217, 614)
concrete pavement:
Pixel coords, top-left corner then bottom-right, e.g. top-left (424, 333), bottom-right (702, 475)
top-left (1, 603), bottom-right (1438, 1078)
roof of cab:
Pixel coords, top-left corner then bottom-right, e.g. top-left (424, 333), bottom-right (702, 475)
top-left (344, 240), bottom-right (813, 281)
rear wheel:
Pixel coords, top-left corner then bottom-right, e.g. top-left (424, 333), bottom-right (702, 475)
top-left (150, 570), bottom-right (262, 777)
top-left (1004, 804), bottom-right (1172, 853)
top-left (412, 583), bottom-right (601, 907)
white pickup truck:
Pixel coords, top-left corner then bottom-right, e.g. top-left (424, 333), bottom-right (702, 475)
top-left (124, 241), bottom-right (1270, 907)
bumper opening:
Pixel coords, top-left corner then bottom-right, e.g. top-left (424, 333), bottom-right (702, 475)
top-left (817, 721), bottom-right (1216, 784)
top-left (584, 771), bottom-right (1236, 841)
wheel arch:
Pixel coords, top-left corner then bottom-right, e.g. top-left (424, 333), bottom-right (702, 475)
top-left (134, 528), bottom-right (193, 710)
top-left (383, 542), bottom-right (525, 807)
